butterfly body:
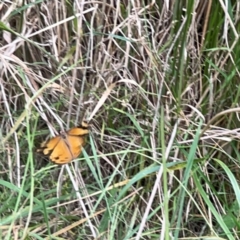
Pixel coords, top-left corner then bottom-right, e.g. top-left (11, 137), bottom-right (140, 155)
top-left (38, 122), bottom-right (89, 164)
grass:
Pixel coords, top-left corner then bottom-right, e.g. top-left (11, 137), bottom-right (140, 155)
top-left (1, 0), bottom-right (240, 239)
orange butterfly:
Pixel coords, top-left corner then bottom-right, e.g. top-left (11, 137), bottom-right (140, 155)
top-left (37, 122), bottom-right (89, 164)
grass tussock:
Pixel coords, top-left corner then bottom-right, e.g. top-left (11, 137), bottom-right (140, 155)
top-left (1, 0), bottom-right (240, 239)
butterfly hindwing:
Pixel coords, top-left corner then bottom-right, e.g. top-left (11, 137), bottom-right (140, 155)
top-left (66, 135), bottom-right (85, 159)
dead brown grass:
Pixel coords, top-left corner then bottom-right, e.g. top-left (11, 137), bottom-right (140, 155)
top-left (1, 1), bottom-right (240, 239)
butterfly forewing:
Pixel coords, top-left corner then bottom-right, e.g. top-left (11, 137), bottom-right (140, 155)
top-left (39, 136), bottom-right (61, 155)
top-left (67, 126), bottom-right (89, 136)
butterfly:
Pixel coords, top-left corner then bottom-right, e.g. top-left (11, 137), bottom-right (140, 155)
top-left (37, 122), bottom-right (89, 164)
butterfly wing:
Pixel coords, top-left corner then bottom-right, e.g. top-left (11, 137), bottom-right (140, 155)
top-left (67, 125), bottom-right (89, 136)
top-left (39, 136), bottom-right (61, 155)
top-left (64, 126), bottom-right (89, 159)
top-left (65, 135), bottom-right (85, 159)
top-left (38, 135), bottom-right (73, 164)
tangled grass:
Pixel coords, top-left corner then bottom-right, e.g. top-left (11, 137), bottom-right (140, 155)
top-left (1, 1), bottom-right (240, 239)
